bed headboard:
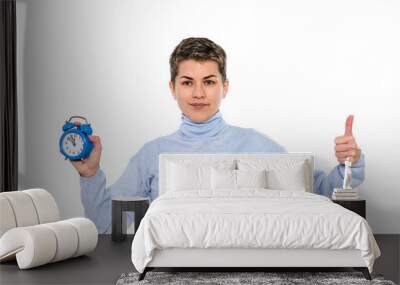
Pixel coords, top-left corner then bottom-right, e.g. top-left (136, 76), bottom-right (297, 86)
top-left (159, 153), bottom-right (314, 195)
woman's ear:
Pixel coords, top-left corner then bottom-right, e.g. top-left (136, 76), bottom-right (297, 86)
top-left (222, 79), bottom-right (229, 99)
top-left (169, 80), bottom-right (177, 100)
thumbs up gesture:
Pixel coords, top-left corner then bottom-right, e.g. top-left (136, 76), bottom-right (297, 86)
top-left (334, 115), bottom-right (361, 165)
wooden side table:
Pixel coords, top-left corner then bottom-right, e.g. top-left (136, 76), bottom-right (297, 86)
top-left (332, 199), bottom-right (366, 219)
top-left (112, 197), bottom-right (149, 242)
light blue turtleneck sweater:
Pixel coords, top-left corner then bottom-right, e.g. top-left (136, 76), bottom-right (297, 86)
top-left (80, 110), bottom-right (365, 234)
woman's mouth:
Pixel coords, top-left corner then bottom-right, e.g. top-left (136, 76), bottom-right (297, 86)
top-left (189, 103), bottom-right (209, 110)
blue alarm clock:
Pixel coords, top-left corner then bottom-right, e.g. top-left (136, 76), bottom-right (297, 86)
top-left (59, 116), bottom-right (94, 161)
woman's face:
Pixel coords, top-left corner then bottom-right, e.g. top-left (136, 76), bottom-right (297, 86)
top-left (169, 59), bottom-right (229, 123)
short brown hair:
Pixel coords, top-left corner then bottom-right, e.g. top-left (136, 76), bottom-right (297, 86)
top-left (169, 37), bottom-right (227, 84)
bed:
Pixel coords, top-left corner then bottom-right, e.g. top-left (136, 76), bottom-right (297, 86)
top-left (130, 153), bottom-right (381, 281)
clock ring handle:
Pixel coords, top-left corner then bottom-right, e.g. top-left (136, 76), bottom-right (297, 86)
top-left (68, 116), bottom-right (89, 124)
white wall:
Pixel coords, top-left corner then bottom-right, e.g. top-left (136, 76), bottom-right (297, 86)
top-left (16, 0), bottom-right (400, 233)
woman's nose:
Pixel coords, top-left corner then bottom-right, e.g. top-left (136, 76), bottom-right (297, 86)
top-left (192, 83), bottom-right (205, 98)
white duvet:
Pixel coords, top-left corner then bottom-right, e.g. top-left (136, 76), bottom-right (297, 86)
top-left (131, 190), bottom-right (381, 273)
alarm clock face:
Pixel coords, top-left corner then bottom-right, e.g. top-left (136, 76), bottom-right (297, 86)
top-left (61, 132), bottom-right (84, 157)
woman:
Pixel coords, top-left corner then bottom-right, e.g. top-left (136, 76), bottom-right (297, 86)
top-left (71, 37), bottom-right (364, 234)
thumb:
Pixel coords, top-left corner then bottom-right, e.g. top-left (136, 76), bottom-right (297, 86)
top-left (89, 135), bottom-right (101, 149)
top-left (345, 115), bottom-right (354, 136)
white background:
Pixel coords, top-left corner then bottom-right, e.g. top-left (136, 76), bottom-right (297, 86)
top-left (16, 0), bottom-right (399, 233)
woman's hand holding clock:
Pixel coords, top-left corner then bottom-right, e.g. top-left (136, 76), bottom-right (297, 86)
top-left (70, 135), bottom-right (102, 177)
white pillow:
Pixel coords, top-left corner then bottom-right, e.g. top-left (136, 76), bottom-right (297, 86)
top-left (166, 162), bottom-right (211, 191)
top-left (211, 168), bottom-right (268, 190)
top-left (237, 169), bottom-right (268, 189)
top-left (266, 163), bottom-right (306, 191)
top-left (238, 159), bottom-right (308, 191)
top-left (211, 168), bottom-right (236, 190)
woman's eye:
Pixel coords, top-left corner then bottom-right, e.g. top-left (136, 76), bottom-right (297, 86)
top-left (181, 80), bottom-right (215, 86)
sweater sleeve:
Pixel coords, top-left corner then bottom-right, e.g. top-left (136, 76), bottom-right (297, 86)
top-left (313, 152), bottom-right (365, 197)
top-left (253, 129), bottom-right (366, 197)
top-left (79, 145), bottom-right (150, 234)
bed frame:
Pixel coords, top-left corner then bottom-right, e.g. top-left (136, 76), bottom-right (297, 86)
top-left (137, 153), bottom-right (372, 281)
top-left (139, 248), bottom-right (371, 280)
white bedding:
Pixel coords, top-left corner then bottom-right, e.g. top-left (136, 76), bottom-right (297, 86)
top-left (131, 190), bottom-right (380, 273)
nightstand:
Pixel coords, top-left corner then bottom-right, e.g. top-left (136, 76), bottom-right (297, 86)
top-left (112, 197), bottom-right (149, 242)
top-left (332, 199), bottom-right (366, 219)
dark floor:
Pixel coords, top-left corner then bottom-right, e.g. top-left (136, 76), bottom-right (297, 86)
top-left (373, 234), bottom-right (400, 284)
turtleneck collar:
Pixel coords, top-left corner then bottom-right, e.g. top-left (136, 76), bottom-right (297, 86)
top-left (179, 110), bottom-right (227, 139)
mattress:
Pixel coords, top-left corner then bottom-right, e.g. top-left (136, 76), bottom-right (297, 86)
top-left (131, 189), bottom-right (381, 273)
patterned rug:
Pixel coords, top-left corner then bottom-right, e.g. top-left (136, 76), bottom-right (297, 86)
top-left (116, 271), bottom-right (396, 285)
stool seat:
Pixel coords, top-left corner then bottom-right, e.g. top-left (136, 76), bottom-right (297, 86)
top-left (112, 196), bottom-right (148, 201)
